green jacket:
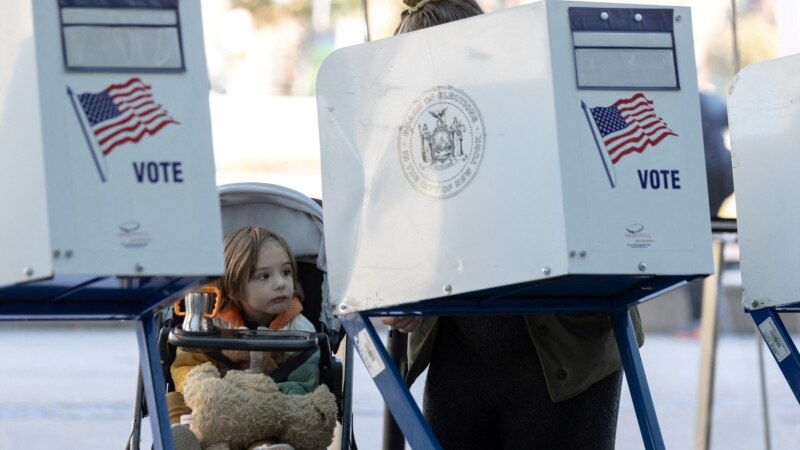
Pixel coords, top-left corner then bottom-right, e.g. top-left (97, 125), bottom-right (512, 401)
top-left (405, 308), bottom-right (644, 402)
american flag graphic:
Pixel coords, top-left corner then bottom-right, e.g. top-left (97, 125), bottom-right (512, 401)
top-left (589, 93), bottom-right (677, 164)
top-left (75, 77), bottom-right (179, 156)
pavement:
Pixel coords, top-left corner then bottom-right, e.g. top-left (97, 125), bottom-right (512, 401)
top-left (0, 321), bottom-right (797, 450)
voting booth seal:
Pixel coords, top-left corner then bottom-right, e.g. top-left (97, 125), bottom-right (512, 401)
top-left (399, 86), bottom-right (486, 198)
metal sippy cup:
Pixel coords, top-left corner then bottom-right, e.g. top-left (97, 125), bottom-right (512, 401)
top-left (174, 284), bottom-right (221, 335)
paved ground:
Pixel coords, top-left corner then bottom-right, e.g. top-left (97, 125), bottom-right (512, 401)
top-left (0, 321), bottom-right (797, 449)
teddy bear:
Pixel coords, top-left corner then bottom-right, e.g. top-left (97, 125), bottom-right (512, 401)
top-left (181, 362), bottom-right (338, 450)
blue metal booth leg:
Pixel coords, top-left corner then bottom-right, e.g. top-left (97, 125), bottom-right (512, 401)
top-left (136, 311), bottom-right (175, 450)
top-left (340, 297), bottom-right (674, 449)
top-left (340, 313), bottom-right (442, 450)
top-left (611, 309), bottom-right (666, 450)
top-left (749, 307), bottom-right (800, 403)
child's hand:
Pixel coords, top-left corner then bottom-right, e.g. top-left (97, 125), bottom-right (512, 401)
top-left (381, 316), bottom-right (423, 333)
top-left (262, 352), bottom-right (279, 374)
top-left (248, 351), bottom-right (280, 374)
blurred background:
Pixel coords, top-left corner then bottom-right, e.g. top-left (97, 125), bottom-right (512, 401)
top-left (205, 0), bottom-right (789, 202)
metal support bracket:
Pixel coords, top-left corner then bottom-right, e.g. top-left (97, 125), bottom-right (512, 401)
top-left (343, 294), bottom-right (674, 450)
top-left (749, 307), bottom-right (800, 402)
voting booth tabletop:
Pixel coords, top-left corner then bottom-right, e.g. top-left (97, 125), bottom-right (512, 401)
top-left (0, 276), bottom-right (207, 319)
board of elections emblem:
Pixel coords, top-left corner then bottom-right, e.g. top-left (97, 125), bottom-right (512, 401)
top-left (398, 86), bottom-right (486, 198)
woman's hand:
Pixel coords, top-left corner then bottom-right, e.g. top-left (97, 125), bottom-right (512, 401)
top-left (381, 316), bottom-right (423, 333)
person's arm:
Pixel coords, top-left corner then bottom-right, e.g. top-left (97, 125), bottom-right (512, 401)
top-left (381, 316), bottom-right (424, 333)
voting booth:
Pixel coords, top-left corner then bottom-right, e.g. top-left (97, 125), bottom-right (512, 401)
top-left (728, 53), bottom-right (800, 402)
top-left (0, 1), bottom-right (222, 448)
top-left (318, 0), bottom-right (711, 313)
top-left (317, 1), bottom-right (711, 448)
top-left (0, 0), bottom-right (223, 287)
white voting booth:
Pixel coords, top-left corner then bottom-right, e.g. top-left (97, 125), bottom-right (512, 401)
top-left (317, 1), bottom-right (712, 448)
top-left (728, 53), bottom-right (800, 401)
top-left (0, 0), bottom-right (222, 287)
top-left (319, 0), bottom-right (711, 313)
top-left (0, 1), bottom-right (222, 448)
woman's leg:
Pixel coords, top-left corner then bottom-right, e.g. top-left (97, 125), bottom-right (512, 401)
top-left (499, 367), bottom-right (623, 450)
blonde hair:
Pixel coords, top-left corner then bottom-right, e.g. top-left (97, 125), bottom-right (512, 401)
top-left (394, 0), bottom-right (484, 35)
top-left (218, 226), bottom-right (303, 313)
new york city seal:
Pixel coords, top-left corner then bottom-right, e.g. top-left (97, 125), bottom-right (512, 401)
top-left (398, 86), bottom-right (486, 198)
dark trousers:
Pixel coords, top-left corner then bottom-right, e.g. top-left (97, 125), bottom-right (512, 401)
top-left (423, 317), bottom-right (623, 450)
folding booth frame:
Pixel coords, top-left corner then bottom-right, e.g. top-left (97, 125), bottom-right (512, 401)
top-left (0, 276), bottom-right (210, 450)
top-left (748, 306), bottom-right (800, 402)
top-left (341, 276), bottom-right (691, 450)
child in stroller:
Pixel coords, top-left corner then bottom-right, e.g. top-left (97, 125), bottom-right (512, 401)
top-left (122, 183), bottom-right (346, 450)
top-left (162, 183), bottom-right (349, 448)
top-left (167, 225), bottom-right (337, 449)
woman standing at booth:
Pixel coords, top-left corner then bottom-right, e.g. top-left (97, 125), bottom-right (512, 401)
top-left (382, 1), bottom-right (644, 448)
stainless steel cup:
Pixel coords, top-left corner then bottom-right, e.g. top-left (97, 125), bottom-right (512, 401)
top-left (182, 292), bottom-right (217, 333)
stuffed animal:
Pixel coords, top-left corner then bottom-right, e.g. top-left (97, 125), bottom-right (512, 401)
top-left (182, 362), bottom-right (338, 450)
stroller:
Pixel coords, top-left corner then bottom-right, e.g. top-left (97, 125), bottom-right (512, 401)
top-left (127, 182), bottom-right (352, 450)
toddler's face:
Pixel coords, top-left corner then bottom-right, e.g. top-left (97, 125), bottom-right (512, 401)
top-left (242, 240), bottom-right (294, 324)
